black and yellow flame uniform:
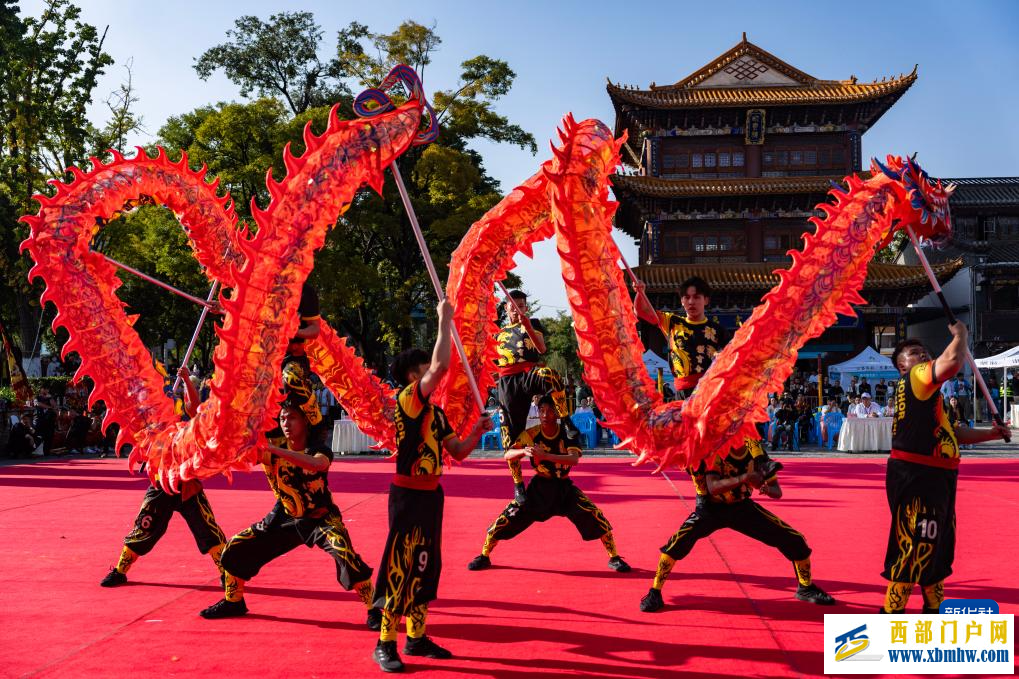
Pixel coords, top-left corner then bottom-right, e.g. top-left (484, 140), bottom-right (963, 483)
top-left (373, 381), bottom-right (454, 643)
top-left (219, 441), bottom-right (373, 592)
top-left (494, 317), bottom-right (572, 488)
top-left (480, 425), bottom-right (614, 551)
top-left (882, 361), bottom-right (960, 613)
top-left (659, 439), bottom-right (809, 564)
top-left (109, 474), bottom-right (226, 580)
top-left (269, 283), bottom-right (324, 446)
top-left (656, 311), bottom-right (729, 396)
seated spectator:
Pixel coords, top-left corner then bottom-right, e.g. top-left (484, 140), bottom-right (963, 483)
top-left (6, 413), bottom-right (39, 458)
top-left (852, 392), bottom-right (882, 418)
top-left (945, 395), bottom-right (964, 428)
top-left (65, 408), bottom-right (93, 454)
top-left (771, 398), bottom-right (796, 451)
top-left (819, 397), bottom-right (839, 442)
top-left (845, 396), bottom-right (861, 417)
top-left (574, 397), bottom-right (593, 414)
top-left (882, 399), bottom-right (895, 417)
top-left (794, 396), bottom-right (813, 444)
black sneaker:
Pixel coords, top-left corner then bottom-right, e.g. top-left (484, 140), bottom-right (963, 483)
top-left (403, 635), bottom-right (452, 659)
top-left (513, 483), bottom-right (527, 505)
top-left (922, 606), bottom-right (940, 614)
top-left (100, 569), bottom-right (127, 587)
top-left (467, 555), bottom-right (491, 571)
top-left (367, 607), bottom-right (383, 631)
top-left (373, 640), bottom-right (403, 673)
top-left (640, 587), bottom-right (664, 612)
top-left (796, 584), bottom-right (836, 605)
top-left (200, 598), bottom-right (248, 619)
top-left (608, 556), bottom-right (631, 573)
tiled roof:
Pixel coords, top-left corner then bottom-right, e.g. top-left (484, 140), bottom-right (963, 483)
top-left (635, 259), bottom-right (964, 293)
top-left (611, 174), bottom-right (862, 198)
top-left (942, 178), bottom-right (1019, 207)
top-left (606, 72), bottom-right (916, 109)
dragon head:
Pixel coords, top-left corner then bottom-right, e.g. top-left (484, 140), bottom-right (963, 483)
top-left (873, 154), bottom-right (955, 247)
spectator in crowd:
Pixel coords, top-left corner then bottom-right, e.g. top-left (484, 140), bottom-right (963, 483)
top-left (951, 374), bottom-right (971, 420)
top-left (858, 377), bottom-right (871, 398)
top-left (574, 397), bottom-right (593, 414)
top-left (882, 399), bottom-right (895, 417)
top-left (847, 376), bottom-right (860, 399)
top-left (525, 394), bottom-right (541, 430)
top-left (945, 395), bottom-right (965, 428)
top-left (826, 380), bottom-right (845, 406)
top-left (771, 398), bottom-right (797, 451)
top-left (852, 392), bottom-right (882, 418)
top-left (819, 397), bottom-right (839, 443)
top-left (6, 413), bottom-right (38, 458)
top-left (845, 395), bottom-right (860, 417)
top-left (874, 378), bottom-right (888, 403)
top-left (986, 375), bottom-right (1000, 422)
top-left (794, 396), bottom-right (813, 444)
top-left (65, 407), bottom-right (94, 454)
top-left (33, 396), bottom-right (57, 455)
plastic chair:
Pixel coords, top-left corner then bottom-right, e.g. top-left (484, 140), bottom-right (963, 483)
top-left (823, 412), bottom-right (845, 449)
top-left (480, 411), bottom-right (502, 450)
top-left (572, 412), bottom-right (598, 449)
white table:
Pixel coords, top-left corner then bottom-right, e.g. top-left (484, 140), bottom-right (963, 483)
top-left (331, 419), bottom-right (378, 453)
top-left (837, 416), bottom-right (893, 452)
top-left (1011, 405), bottom-right (1019, 428)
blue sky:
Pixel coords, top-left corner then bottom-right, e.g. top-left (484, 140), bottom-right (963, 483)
top-left (21, 0), bottom-right (1019, 315)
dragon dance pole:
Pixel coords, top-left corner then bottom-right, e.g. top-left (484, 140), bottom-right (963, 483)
top-left (99, 253), bottom-right (217, 309)
top-left (170, 281), bottom-right (220, 393)
top-left (618, 250), bottom-right (642, 288)
top-left (389, 162), bottom-right (486, 412)
top-left (905, 226), bottom-right (1010, 439)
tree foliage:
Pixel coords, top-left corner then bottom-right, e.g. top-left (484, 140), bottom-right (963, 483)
top-left (189, 15), bottom-right (536, 368)
top-left (0, 0), bottom-right (126, 355)
top-left (539, 311), bottom-right (582, 382)
top-left (194, 11), bottom-right (347, 116)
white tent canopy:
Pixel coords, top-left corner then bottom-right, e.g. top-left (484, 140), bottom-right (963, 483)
top-left (643, 350), bottom-right (674, 384)
top-left (827, 346), bottom-right (898, 391)
top-left (974, 345), bottom-right (1019, 369)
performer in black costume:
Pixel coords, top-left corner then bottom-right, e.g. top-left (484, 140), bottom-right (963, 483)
top-left (199, 399), bottom-right (380, 630)
top-left (881, 324), bottom-right (1008, 613)
top-left (495, 290), bottom-right (572, 504)
top-left (100, 366), bottom-right (226, 587)
top-left (372, 299), bottom-right (491, 673)
top-left (640, 438), bottom-right (835, 612)
top-left (466, 395), bottom-right (630, 573)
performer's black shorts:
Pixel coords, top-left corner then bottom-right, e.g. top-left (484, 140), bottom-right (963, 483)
top-left (487, 475), bottom-right (611, 542)
top-left (661, 498), bottom-right (810, 562)
top-left (373, 485), bottom-right (444, 614)
top-left (370, 483), bottom-right (442, 611)
top-left (221, 501), bottom-right (372, 590)
top-left (882, 458), bottom-right (957, 586)
top-left (497, 366), bottom-right (568, 448)
top-left (124, 484), bottom-right (225, 556)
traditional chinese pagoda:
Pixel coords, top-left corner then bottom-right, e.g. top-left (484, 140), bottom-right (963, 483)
top-left (608, 34), bottom-right (962, 362)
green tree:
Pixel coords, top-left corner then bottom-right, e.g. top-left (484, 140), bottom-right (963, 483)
top-left (194, 11), bottom-right (347, 116)
top-left (539, 311), bottom-right (582, 381)
top-left (189, 15), bottom-right (537, 369)
top-left (0, 0), bottom-right (115, 353)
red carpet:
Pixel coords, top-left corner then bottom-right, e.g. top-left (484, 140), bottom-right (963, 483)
top-left (1, 455), bottom-right (1017, 678)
